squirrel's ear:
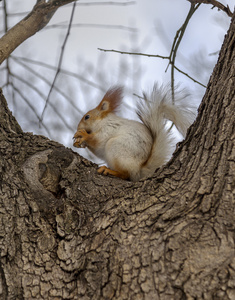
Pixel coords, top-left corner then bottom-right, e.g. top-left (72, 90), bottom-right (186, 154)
top-left (98, 86), bottom-right (123, 113)
top-left (100, 101), bottom-right (109, 111)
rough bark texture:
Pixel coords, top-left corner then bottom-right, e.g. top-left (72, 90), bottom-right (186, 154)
top-left (0, 13), bottom-right (234, 300)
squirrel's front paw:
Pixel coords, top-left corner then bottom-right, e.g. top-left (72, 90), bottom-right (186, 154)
top-left (73, 129), bottom-right (88, 148)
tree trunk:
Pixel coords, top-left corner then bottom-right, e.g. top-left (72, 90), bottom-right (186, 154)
top-left (0, 13), bottom-right (234, 300)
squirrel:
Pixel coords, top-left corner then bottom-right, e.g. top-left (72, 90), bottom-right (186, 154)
top-left (73, 84), bottom-right (195, 181)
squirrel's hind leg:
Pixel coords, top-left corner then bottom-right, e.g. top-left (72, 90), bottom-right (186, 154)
top-left (98, 166), bottom-right (130, 180)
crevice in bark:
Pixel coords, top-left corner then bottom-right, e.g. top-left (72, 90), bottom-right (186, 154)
top-left (0, 259), bottom-right (8, 299)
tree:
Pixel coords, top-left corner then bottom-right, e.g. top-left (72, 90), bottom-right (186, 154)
top-left (0, 1), bottom-right (234, 299)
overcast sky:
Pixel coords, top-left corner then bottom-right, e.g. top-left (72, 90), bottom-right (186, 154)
top-left (2, 0), bottom-right (233, 86)
top-left (0, 0), bottom-right (234, 151)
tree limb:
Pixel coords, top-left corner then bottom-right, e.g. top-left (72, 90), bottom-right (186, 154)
top-left (188, 0), bottom-right (233, 17)
top-left (98, 47), bottom-right (206, 88)
top-left (0, 0), bottom-right (77, 65)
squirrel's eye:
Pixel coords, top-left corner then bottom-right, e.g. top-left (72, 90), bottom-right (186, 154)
top-left (84, 115), bottom-right (90, 120)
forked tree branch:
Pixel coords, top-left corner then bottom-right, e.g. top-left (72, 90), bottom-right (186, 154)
top-left (167, 3), bottom-right (200, 102)
top-left (188, 0), bottom-right (233, 17)
top-left (0, 0), bottom-right (77, 65)
top-left (98, 47), bottom-right (206, 88)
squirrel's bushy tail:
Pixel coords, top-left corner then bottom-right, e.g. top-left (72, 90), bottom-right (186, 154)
top-left (137, 83), bottom-right (196, 179)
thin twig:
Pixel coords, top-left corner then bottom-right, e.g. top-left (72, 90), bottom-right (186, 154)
top-left (167, 3), bottom-right (201, 103)
top-left (11, 84), bottom-right (52, 137)
top-left (98, 47), bottom-right (206, 88)
top-left (11, 56), bottom-right (83, 115)
top-left (5, 12), bottom-right (29, 17)
top-left (98, 3), bottom-right (206, 100)
top-left (173, 64), bottom-right (207, 88)
top-left (98, 48), bottom-right (169, 60)
top-left (74, 1), bottom-right (136, 6)
top-left (2, 0), bottom-right (10, 84)
top-left (45, 23), bottom-right (137, 32)
top-left (3, 0), bottom-right (8, 32)
top-left (11, 72), bottom-right (75, 131)
top-left (12, 55), bottom-right (106, 91)
top-left (39, 2), bottom-right (76, 124)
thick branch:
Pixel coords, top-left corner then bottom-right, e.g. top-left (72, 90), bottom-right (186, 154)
top-left (0, 0), bottom-right (77, 65)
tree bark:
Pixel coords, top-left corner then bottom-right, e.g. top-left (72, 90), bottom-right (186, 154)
top-left (0, 13), bottom-right (234, 300)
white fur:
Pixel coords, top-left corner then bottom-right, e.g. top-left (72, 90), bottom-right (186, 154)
top-left (138, 84), bottom-right (196, 179)
top-left (84, 84), bottom-right (196, 181)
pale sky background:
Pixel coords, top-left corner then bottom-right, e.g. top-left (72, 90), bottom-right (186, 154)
top-left (0, 0), bottom-right (234, 161)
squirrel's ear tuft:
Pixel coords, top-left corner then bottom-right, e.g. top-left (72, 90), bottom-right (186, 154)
top-left (100, 101), bottom-right (109, 111)
top-left (98, 86), bottom-right (123, 113)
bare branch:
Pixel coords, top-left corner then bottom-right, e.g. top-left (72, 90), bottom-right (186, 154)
top-left (98, 4), bottom-right (207, 94)
top-left (98, 48), bottom-right (169, 60)
top-left (11, 56), bottom-right (83, 115)
top-left (45, 23), bottom-right (137, 32)
top-left (0, 0), bottom-right (77, 64)
top-left (98, 47), bottom-right (206, 88)
top-left (167, 3), bottom-right (201, 102)
top-left (11, 55), bottom-right (105, 91)
top-left (76, 1), bottom-right (136, 6)
top-left (11, 71), bottom-right (75, 131)
top-left (188, 0), bottom-right (233, 17)
top-left (173, 64), bottom-right (207, 88)
top-left (39, 2), bottom-right (76, 123)
top-left (2, 0), bottom-right (10, 84)
top-left (2, 0), bottom-right (8, 32)
top-left (10, 84), bottom-right (52, 137)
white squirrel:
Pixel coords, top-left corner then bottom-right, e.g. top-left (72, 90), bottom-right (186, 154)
top-left (73, 84), bottom-right (195, 181)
